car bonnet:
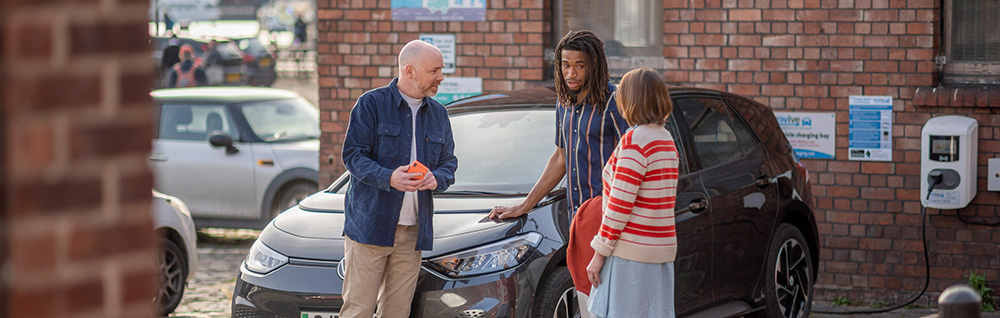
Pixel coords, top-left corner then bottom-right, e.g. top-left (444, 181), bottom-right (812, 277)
top-left (268, 191), bottom-right (530, 259)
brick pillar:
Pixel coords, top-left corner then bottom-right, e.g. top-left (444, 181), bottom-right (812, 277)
top-left (1, 1), bottom-right (158, 317)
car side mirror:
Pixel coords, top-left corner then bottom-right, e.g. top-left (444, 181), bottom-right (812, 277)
top-left (208, 132), bottom-right (239, 154)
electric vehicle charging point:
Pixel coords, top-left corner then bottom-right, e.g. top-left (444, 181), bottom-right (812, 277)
top-left (920, 116), bottom-right (978, 209)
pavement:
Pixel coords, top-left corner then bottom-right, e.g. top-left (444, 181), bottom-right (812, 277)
top-left (166, 229), bottom-right (257, 318)
top-left (168, 227), bottom-right (1000, 318)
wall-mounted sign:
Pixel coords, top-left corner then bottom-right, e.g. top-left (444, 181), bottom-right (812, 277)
top-left (433, 77), bottom-right (481, 104)
top-left (848, 95), bottom-right (893, 161)
top-left (419, 34), bottom-right (456, 74)
top-left (392, 0), bottom-right (486, 21)
top-left (775, 112), bottom-right (836, 159)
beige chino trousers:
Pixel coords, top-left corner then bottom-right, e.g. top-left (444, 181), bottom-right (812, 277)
top-left (341, 225), bottom-right (421, 318)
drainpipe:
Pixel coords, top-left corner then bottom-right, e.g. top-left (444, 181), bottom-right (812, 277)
top-left (936, 0), bottom-right (947, 88)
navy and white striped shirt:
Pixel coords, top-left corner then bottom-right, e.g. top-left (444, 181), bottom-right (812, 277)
top-left (555, 82), bottom-right (629, 213)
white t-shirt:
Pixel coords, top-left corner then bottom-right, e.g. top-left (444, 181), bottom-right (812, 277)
top-left (397, 92), bottom-right (423, 226)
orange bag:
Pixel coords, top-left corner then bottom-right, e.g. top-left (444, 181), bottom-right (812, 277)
top-left (567, 195), bottom-right (603, 296)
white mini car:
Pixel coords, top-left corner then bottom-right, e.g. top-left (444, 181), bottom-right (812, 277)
top-left (150, 87), bottom-right (320, 229)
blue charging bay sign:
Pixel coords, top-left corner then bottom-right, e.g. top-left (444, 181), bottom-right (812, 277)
top-left (848, 95), bottom-right (893, 161)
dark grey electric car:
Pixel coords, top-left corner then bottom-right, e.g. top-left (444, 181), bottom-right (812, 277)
top-left (232, 86), bottom-right (819, 318)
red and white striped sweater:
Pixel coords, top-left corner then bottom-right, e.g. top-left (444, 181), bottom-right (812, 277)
top-left (591, 124), bottom-right (679, 264)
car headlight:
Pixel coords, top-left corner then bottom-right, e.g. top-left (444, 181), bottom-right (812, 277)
top-left (245, 240), bottom-right (288, 274)
top-left (428, 232), bottom-right (542, 278)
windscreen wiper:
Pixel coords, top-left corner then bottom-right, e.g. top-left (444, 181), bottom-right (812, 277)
top-left (439, 190), bottom-right (516, 196)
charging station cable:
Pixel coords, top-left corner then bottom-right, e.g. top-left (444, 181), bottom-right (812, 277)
top-left (812, 172), bottom-right (942, 315)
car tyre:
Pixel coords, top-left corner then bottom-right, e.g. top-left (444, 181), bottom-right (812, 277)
top-left (157, 237), bottom-right (188, 316)
top-left (271, 181), bottom-right (317, 218)
top-left (533, 267), bottom-right (581, 318)
top-left (750, 224), bottom-right (813, 318)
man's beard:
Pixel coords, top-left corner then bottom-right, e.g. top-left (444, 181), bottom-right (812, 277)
top-left (410, 81), bottom-right (437, 99)
top-left (567, 84), bottom-right (583, 104)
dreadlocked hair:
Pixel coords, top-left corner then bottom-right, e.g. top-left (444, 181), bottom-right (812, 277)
top-left (554, 30), bottom-right (610, 109)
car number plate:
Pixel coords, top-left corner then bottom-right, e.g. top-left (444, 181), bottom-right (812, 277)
top-left (301, 311), bottom-right (339, 318)
top-left (259, 58), bottom-right (271, 67)
top-left (226, 73), bottom-right (241, 82)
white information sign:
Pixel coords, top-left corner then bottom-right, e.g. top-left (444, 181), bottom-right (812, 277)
top-left (419, 34), bottom-right (456, 74)
top-left (848, 95), bottom-right (893, 161)
top-left (432, 77), bottom-right (482, 104)
top-left (775, 112), bottom-right (836, 159)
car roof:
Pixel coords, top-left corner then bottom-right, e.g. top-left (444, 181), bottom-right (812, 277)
top-left (445, 85), bottom-right (729, 110)
top-left (446, 86), bottom-right (558, 110)
top-left (151, 87), bottom-right (303, 104)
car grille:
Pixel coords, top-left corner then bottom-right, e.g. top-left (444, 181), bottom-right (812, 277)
top-left (232, 304), bottom-right (275, 318)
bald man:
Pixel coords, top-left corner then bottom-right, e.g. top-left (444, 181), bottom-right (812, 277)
top-left (340, 39), bottom-right (458, 318)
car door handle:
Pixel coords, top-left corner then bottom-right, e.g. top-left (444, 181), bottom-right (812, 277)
top-left (688, 198), bottom-right (708, 213)
top-left (148, 155), bottom-right (167, 162)
top-left (755, 175), bottom-right (771, 189)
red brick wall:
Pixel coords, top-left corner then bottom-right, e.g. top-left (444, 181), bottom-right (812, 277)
top-left (663, 0), bottom-right (1000, 304)
top-left (317, 0), bottom-right (1000, 304)
top-left (316, 0), bottom-right (551, 185)
top-left (1, 1), bottom-right (159, 317)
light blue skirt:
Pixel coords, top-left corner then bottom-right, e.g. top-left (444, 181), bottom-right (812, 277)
top-left (587, 256), bottom-right (675, 318)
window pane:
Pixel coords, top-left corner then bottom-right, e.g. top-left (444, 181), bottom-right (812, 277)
top-left (951, 0), bottom-right (1000, 62)
top-left (556, 0), bottom-right (662, 57)
top-left (677, 98), bottom-right (744, 169)
top-left (720, 99), bottom-right (761, 155)
top-left (614, 0), bottom-right (654, 47)
top-left (159, 104), bottom-right (231, 141)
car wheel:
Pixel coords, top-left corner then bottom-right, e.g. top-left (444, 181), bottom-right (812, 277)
top-left (534, 267), bottom-right (581, 318)
top-left (157, 237), bottom-right (188, 316)
top-left (271, 181), bottom-right (316, 218)
top-left (751, 224), bottom-right (813, 318)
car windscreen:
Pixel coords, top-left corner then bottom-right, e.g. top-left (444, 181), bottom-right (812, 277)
top-left (444, 109), bottom-right (555, 194)
top-left (237, 98), bottom-right (319, 142)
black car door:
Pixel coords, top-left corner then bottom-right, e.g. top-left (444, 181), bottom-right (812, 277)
top-left (664, 113), bottom-right (716, 315)
top-left (673, 96), bottom-right (780, 308)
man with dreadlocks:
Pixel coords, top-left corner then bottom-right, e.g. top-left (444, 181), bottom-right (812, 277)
top-left (489, 29), bottom-right (626, 220)
top-left (489, 30), bottom-right (627, 317)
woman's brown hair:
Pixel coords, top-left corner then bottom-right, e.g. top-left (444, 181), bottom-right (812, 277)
top-left (617, 68), bottom-right (673, 126)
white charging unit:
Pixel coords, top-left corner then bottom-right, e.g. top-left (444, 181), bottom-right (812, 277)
top-left (920, 116), bottom-right (978, 209)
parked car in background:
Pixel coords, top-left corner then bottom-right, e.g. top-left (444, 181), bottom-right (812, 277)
top-left (151, 36), bottom-right (248, 87)
top-left (231, 86), bottom-right (819, 318)
top-left (150, 87), bottom-right (320, 229)
top-left (152, 190), bottom-right (198, 315)
top-left (233, 37), bottom-right (278, 87)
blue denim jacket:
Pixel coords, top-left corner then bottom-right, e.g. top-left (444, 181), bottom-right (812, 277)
top-left (342, 78), bottom-right (458, 250)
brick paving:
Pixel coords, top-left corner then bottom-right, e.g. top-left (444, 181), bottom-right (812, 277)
top-left (167, 229), bottom-right (258, 318)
